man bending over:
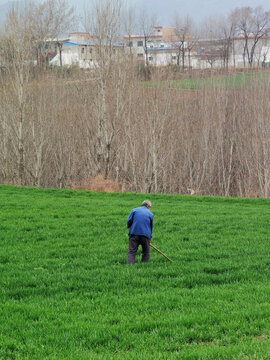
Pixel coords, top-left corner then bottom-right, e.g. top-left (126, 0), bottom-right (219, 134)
top-left (127, 200), bottom-right (153, 264)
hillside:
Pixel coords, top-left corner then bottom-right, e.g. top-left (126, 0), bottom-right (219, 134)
top-left (1, 185), bottom-right (270, 359)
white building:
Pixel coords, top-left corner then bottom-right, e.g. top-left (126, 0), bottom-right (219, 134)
top-left (124, 26), bottom-right (178, 62)
top-left (50, 29), bottom-right (270, 70)
top-left (50, 37), bottom-right (124, 69)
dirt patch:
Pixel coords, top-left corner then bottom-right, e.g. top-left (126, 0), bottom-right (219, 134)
top-left (70, 174), bottom-right (121, 192)
top-left (255, 335), bottom-right (270, 342)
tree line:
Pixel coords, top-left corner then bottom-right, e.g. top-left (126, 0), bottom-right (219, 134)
top-left (0, 0), bottom-right (270, 197)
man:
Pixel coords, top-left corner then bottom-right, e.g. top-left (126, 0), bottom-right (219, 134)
top-left (127, 200), bottom-right (153, 264)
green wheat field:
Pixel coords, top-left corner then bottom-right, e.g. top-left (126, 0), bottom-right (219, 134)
top-left (1, 185), bottom-right (270, 359)
top-left (143, 71), bottom-right (270, 90)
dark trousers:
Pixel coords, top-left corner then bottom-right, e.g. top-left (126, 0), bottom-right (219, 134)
top-left (127, 235), bottom-right (150, 264)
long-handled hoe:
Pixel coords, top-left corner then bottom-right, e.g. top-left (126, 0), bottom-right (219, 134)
top-left (150, 243), bottom-right (174, 263)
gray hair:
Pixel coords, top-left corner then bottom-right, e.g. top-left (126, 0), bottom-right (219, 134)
top-left (142, 200), bottom-right (152, 208)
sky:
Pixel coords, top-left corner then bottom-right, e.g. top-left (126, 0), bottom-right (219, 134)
top-left (1, 0), bottom-right (270, 26)
top-left (70, 0), bottom-right (270, 25)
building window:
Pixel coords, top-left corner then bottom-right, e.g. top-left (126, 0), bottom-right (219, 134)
top-left (172, 56), bottom-right (177, 60)
top-left (81, 47), bottom-right (85, 54)
top-left (148, 56), bottom-right (153, 61)
top-left (137, 41), bottom-right (143, 47)
top-left (137, 53), bottom-right (144, 57)
top-left (88, 48), bottom-right (92, 53)
top-left (128, 41), bottom-right (133, 47)
top-left (160, 44), bottom-right (164, 48)
top-left (157, 29), bottom-right (161, 32)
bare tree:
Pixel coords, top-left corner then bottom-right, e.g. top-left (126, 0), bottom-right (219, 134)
top-left (27, 0), bottom-right (76, 67)
top-left (138, 7), bottom-right (156, 68)
top-left (172, 14), bottom-right (193, 70)
top-left (0, 1), bottom-right (76, 185)
top-left (123, 4), bottom-right (137, 57)
top-left (0, 4), bottom-right (35, 185)
top-left (232, 6), bottom-right (270, 67)
top-left (220, 14), bottom-right (237, 69)
top-left (198, 16), bottom-right (228, 69)
top-left (83, 0), bottom-right (129, 179)
top-left (186, 25), bottom-right (198, 70)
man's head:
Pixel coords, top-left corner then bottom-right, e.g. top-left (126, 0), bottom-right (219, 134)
top-left (142, 200), bottom-right (152, 210)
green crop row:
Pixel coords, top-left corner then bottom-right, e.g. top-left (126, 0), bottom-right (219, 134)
top-left (142, 71), bottom-right (270, 91)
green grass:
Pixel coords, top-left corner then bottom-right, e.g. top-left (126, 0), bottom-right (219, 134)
top-left (143, 71), bottom-right (270, 90)
top-left (1, 185), bottom-right (270, 359)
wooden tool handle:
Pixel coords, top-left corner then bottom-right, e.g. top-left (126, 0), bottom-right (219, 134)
top-left (150, 243), bottom-right (174, 262)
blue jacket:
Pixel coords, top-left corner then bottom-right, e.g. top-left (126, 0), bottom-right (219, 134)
top-left (127, 206), bottom-right (153, 239)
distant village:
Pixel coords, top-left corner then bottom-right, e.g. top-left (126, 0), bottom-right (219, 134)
top-left (49, 26), bottom-right (270, 70)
